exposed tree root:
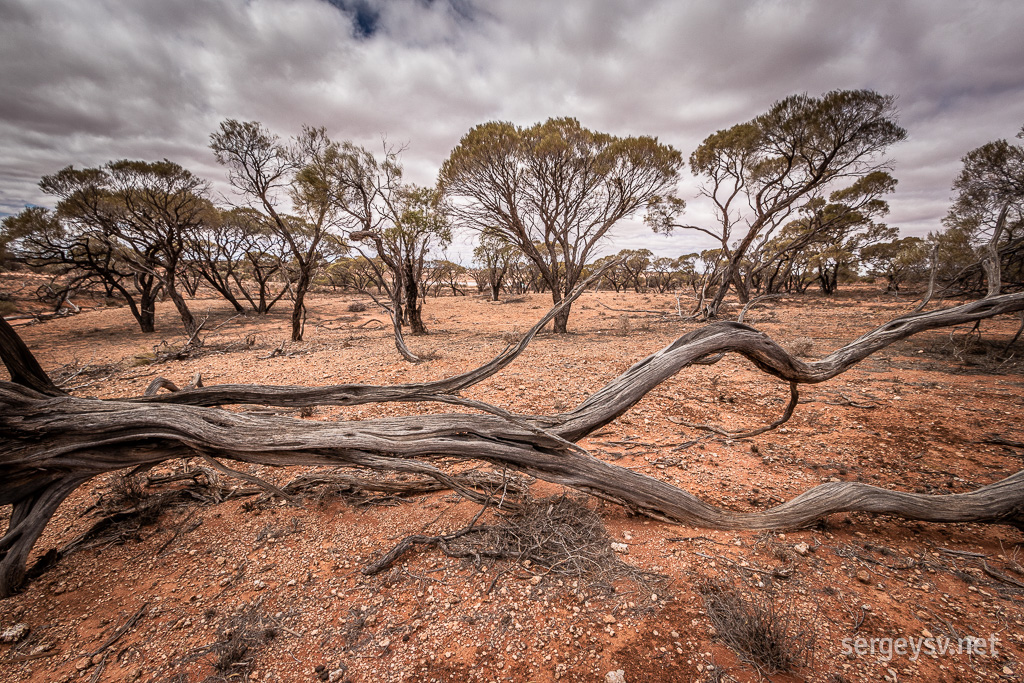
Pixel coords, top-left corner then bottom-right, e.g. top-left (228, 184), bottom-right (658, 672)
top-left (3, 292), bottom-right (1024, 596)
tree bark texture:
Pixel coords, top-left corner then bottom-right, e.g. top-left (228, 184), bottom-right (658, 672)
top-left (3, 293), bottom-right (1024, 597)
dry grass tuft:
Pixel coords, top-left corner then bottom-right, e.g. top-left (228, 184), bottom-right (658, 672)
top-left (786, 337), bottom-right (815, 358)
top-left (458, 495), bottom-right (659, 590)
top-left (923, 326), bottom-right (1024, 373)
top-left (698, 571), bottom-right (814, 674)
top-left (202, 600), bottom-right (278, 682)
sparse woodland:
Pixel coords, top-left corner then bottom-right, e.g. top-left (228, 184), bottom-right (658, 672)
top-left (1, 92), bottom-right (1023, 681)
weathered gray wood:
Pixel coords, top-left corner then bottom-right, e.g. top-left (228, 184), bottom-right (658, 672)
top-left (2, 292), bottom-right (1024, 597)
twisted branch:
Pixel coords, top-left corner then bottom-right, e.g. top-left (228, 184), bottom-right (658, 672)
top-left (2, 292), bottom-right (1024, 597)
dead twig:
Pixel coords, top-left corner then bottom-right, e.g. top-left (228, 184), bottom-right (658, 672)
top-left (363, 499), bottom-right (493, 575)
top-left (982, 561), bottom-right (1024, 590)
top-left (260, 340), bottom-right (286, 359)
top-left (669, 382), bottom-right (799, 439)
top-left (90, 602), bottom-right (148, 656)
top-left (197, 454), bottom-right (303, 507)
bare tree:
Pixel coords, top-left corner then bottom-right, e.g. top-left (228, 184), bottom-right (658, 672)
top-left (299, 139), bottom-right (449, 358)
top-left (210, 121), bottom-right (341, 341)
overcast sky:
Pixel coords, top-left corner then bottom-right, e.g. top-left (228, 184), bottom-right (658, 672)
top-left (1, 0), bottom-right (1022, 261)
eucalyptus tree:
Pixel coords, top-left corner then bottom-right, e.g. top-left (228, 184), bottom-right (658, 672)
top-left (647, 256), bottom-right (689, 293)
top-left (186, 207), bottom-right (296, 314)
top-left (0, 206), bottom-right (147, 319)
top-left (942, 124), bottom-right (1024, 295)
top-left (5, 160), bottom-right (210, 333)
top-left (210, 121), bottom-right (344, 341)
top-left (185, 207), bottom-right (252, 313)
top-left (649, 90), bottom-right (906, 317)
top-left (424, 259), bottom-right (468, 297)
top-left (751, 171), bottom-right (899, 295)
top-left (440, 117), bottom-right (683, 332)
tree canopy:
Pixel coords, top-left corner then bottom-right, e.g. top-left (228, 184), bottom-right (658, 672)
top-left (649, 90), bottom-right (907, 316)
top-left (4, 159), bottom-right (210, 333)
top-left (440, 117), bottom-right (683, 332)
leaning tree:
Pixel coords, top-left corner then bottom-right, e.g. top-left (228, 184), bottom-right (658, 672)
top-left (2, 278), bottom-right (1024, 597)
top-left (648, 90), bottom-right (907, 318)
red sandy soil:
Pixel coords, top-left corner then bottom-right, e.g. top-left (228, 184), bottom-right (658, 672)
top-left (1, 281), bottom-right (1023, 683)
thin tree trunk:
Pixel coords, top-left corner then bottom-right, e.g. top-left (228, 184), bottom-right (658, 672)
top-left (983, 203), bottom-right (1009, 298)
top-left (291, 274), bottom-right (309, 342)
top-left (404, 259), bottom-right (427, 335)
top-left (165, 275), bottom-right (197, 336)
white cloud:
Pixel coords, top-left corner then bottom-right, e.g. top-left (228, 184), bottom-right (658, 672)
top-left (2, 0), bottom-right (1023, 261)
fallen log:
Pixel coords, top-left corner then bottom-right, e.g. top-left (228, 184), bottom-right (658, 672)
top-left (2, 291), bottom-right (1024, 597)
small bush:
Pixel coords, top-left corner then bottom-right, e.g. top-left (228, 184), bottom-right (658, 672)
top-left (206, 601), bottom-right (277, 680)
top-left (453, 496), bottom-right (660, 591)
top-left (924, 328), bottom-right (1024, 372)
top-left (347, 301), bottom-right (368, 313)
top-left (500, 326), bottom-right (522, 345)
top-left (615, 314), bottom-right (632, 336)
top-left (786, 337), bottom-right (815, 358)
top-left (698, 572), bottom-right (813, 674)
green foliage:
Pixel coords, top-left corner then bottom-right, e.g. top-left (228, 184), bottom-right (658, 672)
top-left (211, 119), bottom-right (354, 340)
top-left (440, 117), bottom-right (683, 331)
top-left (651, 89), bottom-right (906, 314)
top-left (921, 123), bottom-right (1024, 293)
top-left (7, 159), bottom-right (210, 331)
top-left (861, 236), bottom-right (928, 292)
top-left (944, 126), bottom-right (1024, 241)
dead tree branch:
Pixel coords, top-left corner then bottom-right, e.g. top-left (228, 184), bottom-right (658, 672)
top-left (3, 292), bottom-right (1024, 596)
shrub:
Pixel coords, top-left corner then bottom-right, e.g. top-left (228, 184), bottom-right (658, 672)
top-left (698, 572), bottom-right (814, 674)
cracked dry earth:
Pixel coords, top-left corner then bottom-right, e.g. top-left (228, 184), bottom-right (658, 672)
top-left (2, 284), bottom-right (1024, 683)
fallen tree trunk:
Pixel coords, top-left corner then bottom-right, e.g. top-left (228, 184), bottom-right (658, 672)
top-left (3, 292), bottom-right (1024, 597)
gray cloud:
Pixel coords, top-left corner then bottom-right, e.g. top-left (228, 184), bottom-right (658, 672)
top-left (2, 0), bottom-right (1023, 259)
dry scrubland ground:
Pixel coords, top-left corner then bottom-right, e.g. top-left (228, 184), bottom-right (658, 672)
top-left (1, 282), bottom-right (1024, 683)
